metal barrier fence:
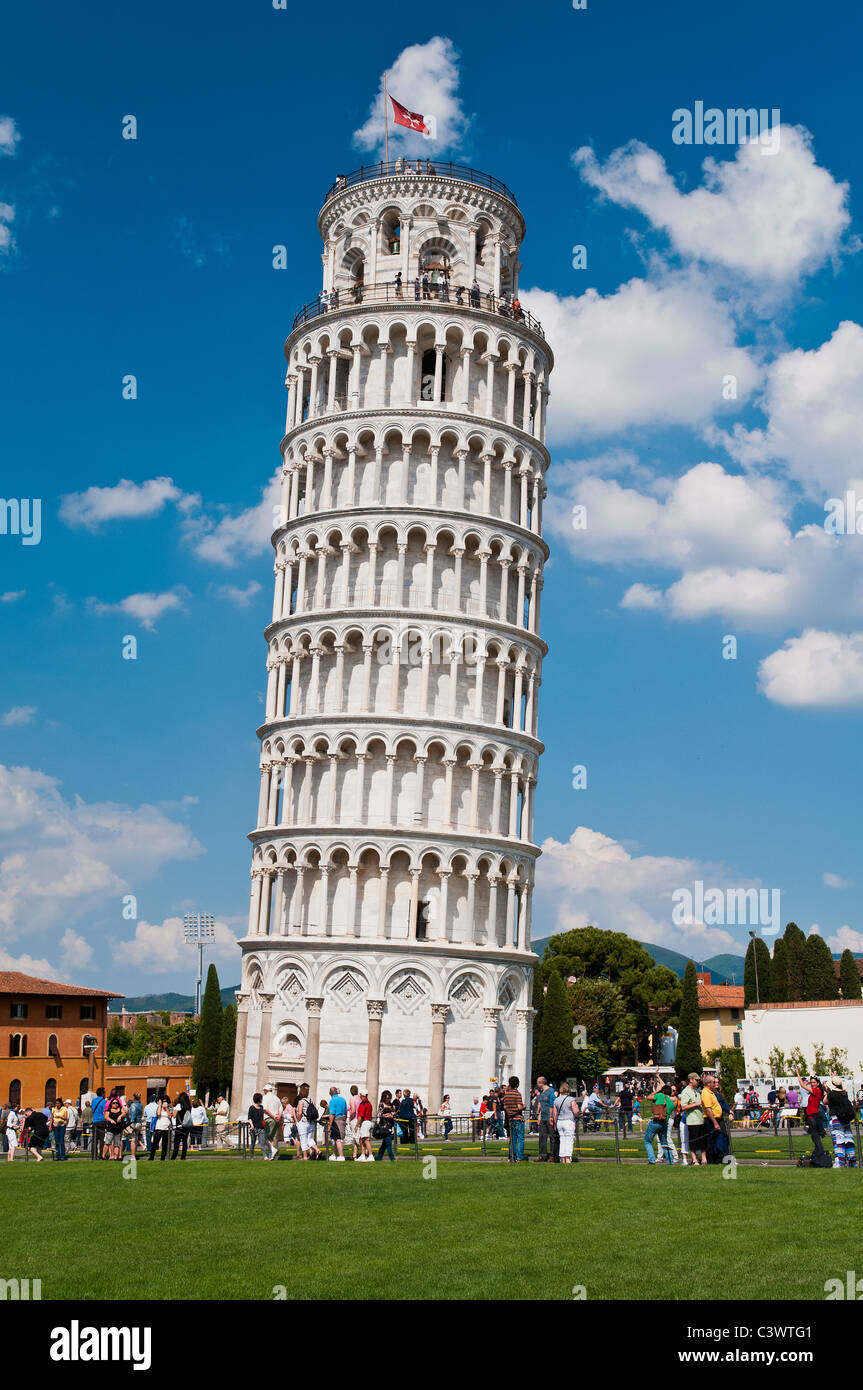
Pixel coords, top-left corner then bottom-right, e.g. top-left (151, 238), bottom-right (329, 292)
top-left (16, 1109), bottom-right (862, 1167)
top-left (292, 280), bottom-right (545, 337)
top-left (323, 162), bottom-right (518, 206)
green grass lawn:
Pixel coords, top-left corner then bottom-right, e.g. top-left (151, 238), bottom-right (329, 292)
top-left (4, 1158), bottom-right (862, 1301)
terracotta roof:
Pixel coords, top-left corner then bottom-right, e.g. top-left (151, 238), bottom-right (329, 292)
top-left (0, 971), bottom-right (122, 999)
top-left (697, 981), bottom-right (744, 1009)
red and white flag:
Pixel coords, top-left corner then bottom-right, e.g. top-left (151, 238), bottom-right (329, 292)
top-left (389, 95), bottom-right (429, 134)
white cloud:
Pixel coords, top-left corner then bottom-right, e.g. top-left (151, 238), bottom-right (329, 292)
top-left (0, 763), bottom-right (204, 939)
top-left (550, 457), bottom-right (863, 634)
top-left (183, 471), bottom-right (281, 567)
top-left (0, 202), bottom-right (14, 256)
top-left (549, 460), bottom-right (790, 570)
top-left (823, 873), bottom-right (851, 890)
top-left (522, 272), bottom-right (759, 442)
top-left (714, 322), bottom-right (863, 500)
top-left (60, 477), bottom-right (183, 529)
top-left (88, 588), bottom-right (188, 631)
top-left (574, 126), bottom-right (850, 294)
top-left (353, 37), bottom-right (470, 155)
top-left (826, 925), bottom-right (863, 954)
top-left (0, 947), bottom-right (59, 979)
top-left (60, 927), bottom-right (94, 974)
top-left (1, 706), bottom-right (36, 727)
top-left (0, 591), bottom-right (25, 603)
top-left (113, 914), bottom-right (241, 973)
top-left (534, 825), bottom-right (745, 958)
top-left (0, 116), bottom-right (20, 156)
top-left (757, 629), bottom-right (863, 707)
top-left (215, 581), bottom-right (263, 606)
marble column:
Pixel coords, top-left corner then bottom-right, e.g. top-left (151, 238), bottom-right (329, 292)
top-left (256, 992), bottom-right (275, 1091)
top-left (365, 999), bottom-right (386, 1106)
top-left (428, 1003), bottom-right (449, 1112)
top-left (304, 996), bottom-right (324, 1100)
top-left (229, 991), bottom-right (250, 1116)
top-left (482, 1006), bottom-right (502, 1090)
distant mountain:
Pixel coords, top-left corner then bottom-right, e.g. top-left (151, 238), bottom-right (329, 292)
top-left (109, 986), bottom-right (240, 1014)
top-left (529, 935), bottom-right (745, 982)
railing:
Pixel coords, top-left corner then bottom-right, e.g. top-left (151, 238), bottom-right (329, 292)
top-left (324, 162), bottom-right (518, 206)
top-left (292, 280), bottom-right (544, 338)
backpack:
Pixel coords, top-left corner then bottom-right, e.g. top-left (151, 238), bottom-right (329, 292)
top-left (305, 1100), bottom-right (319, 1124)
top-left (833, 1092), bottom-right (854, 1126)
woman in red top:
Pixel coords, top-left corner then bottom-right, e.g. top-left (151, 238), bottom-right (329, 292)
top-left (355, 1088), bottom-right (374, 1162)
top-left (796, 1070), bottom-right (827, 1159)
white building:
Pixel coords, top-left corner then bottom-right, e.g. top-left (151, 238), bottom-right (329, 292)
top-left (231, 162), bottom-right (553, 1114)
top-left (744, 1000), bottom-right (863, 1085)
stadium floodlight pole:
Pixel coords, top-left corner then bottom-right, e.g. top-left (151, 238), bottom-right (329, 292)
top-left (183, 914), bottom-right (216, 1015)
top-left (748, 930), bottom-right (760, 1004)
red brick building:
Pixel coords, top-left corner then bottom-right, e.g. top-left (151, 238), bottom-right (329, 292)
top-left (1, 971), bottom-right (121, 1109)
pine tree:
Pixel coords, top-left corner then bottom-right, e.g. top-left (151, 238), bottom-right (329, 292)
top-left (839, 950), bottom-right (862, 1001)
top-left (802, 932), bottom-right (838, 1001)
top-left (531, 965), bottom-right (544, 1041)
top-left (218, 1003), bottom-right (237, 1095)
top-left (675, 960), bottom-right (703, 1080)
top-left (783, 922), bottom-right (806, 1001)
top-left (192, 964), bottom-right (224, 1103)
top-left (770, 937), bottom-right (788, 1002)
top-left (743, 937), bottom-right (772, 1007)
top-left (533, 970), bottom-right (576, 1085)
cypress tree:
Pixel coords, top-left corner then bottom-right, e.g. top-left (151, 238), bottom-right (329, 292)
top-left (839, 950), bottom-right (862, 1001)
top-left (802, 932), bottom-right (838, 1001)
top-left (218, 1003), bottom-right (237, 1095)
top-left (743, 937), bottom-right (772, 1007)
top-left (784, 922), bottom-right (806, 1001)
top-left (193, 963), bottom-right (224, 1103)
top-left (770, 937), bottom-right (788, 1002)
top-left (533, 969), bottom-right (576, 1086)
top-left (675, 960), bottom-right (703, 1080)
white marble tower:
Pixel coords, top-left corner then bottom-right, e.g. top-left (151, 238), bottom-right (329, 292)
top-left (231, 160), bottom-right (552, 1115)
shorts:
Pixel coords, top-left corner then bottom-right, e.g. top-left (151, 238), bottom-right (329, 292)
top-left (345, 1119), bottom-right (357, 1144)
top-left (265, 1118), bottom-right (279, 1140)
top-left (125, 1123), bottom-right (142, 1139)
top-left (330, 1116), bottom-right (346, 1141)
top-left (6, 1131), bottom-right (17, 1151)
top-left (297, 1121), bottom-right (317, 1151)
top-left (358, 1120), bottom-right (373, 1139)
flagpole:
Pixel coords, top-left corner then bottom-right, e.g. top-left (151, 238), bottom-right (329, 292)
top-left (383, 72), bottom-right (389, 167)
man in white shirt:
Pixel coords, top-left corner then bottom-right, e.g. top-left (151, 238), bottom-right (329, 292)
top-left (262, 1083), bottom-right (283, 1159)
top-left (143, 1097), bottom-right (158, 1155)
top-left (470, 1096), bottom-right (482, 1139)
top-left (213, 1095), bottom-right (230, 1147)
top-left (64, 1098), bottom-right (79, 1151)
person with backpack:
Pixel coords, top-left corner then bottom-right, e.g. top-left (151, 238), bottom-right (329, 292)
top-left (295, 1083), bottom-right (320, 1159)
top-left (171, 1091), bottom-right (193, 1160)
top-left (826, 1077), bottom-right (857, 1168)
top-left (247, 1092), bottom-right (268, 1160)
top-left (796, 1069), bottom-right (828, 1161)
top-left (643, 1072), bottom-right (674, 1165)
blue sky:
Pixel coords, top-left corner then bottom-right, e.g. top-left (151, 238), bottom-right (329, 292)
top-left (2, 0), bottom-right (863, 995)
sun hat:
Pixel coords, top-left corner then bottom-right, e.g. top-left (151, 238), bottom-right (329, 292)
top-left (688, 1072), bottom-right (701, 1081)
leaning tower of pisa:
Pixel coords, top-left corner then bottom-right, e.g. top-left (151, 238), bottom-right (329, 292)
top-left (231, 160), bottom-right (552, 1116)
